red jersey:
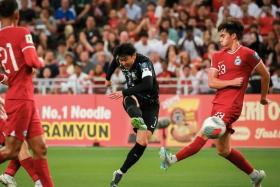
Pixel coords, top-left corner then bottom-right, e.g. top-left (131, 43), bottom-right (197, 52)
top-left (0, 26), bottom-right (35, 100)
top-left (211, 45), bottom-right (261, 110)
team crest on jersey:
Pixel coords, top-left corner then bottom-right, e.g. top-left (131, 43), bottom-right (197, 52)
top-left (234, 56), bottom-right (242, 66)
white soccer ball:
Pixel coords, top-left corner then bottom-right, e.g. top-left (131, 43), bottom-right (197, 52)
top-left (202, 116), bottom-right (226, 139)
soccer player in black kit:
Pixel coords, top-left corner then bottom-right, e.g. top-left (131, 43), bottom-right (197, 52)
top-left (106, 43), bottom-right (159, 187)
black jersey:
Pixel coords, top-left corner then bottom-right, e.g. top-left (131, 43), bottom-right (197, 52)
top-left (106, 53), bottom-right (159, 103)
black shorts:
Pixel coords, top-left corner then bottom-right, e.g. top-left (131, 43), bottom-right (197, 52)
top-left (139, 102), bottom-right (159, 133)
top-left (123, 98), bottom-right (159, 133)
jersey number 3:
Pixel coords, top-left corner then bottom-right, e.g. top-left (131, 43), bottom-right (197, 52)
top-left (218, 64), bottom-right (226, 75)
top-left (0, 43), bottom-right (19, 74)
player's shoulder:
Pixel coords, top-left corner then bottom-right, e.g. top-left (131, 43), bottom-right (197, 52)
top-left (2, 26), bottom-right (29, 34)
top-left (211, 50), bottom-right (225, 59)
top-left (136, 53), bottom-right (152, 66)
top-left (240, 45), bottom-right (255, 54)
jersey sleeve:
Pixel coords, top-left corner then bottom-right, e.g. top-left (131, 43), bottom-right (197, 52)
top-left (19, 28), bottom-right (35, 53)
top-left (210, 52), bottom-right (219, 70)
top-left (140, 61), bottom-right (153, 79)
top-left (246, 48), bottom-right (261, 70)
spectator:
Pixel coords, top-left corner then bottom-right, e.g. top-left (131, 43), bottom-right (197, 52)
top-left (155, 0), bottom-right (165, 19)
top-left (125, 0), bottom-right (142, 21)
top-left (178, 65), bottom-right (199, 95)
top-left (79, 16), bottom-right (101, 53)
top-left (217, 0), bottom-right (243, 22)
top-left (154, 29), bottom-right (175, 59)
top-left (74, 0), bottom-right (91, 29)
top-left (19, 0), bottom-right (36, 25)
top-left (243, 0), bottom-right (261, 18)
top-left (271, 66), bottom-right (280, 93)
top-left (66, 62), bottom-right (91, 94)
top-left (149, 51), bottom-right (163, 76)
top-left (64, 51), bottom-right (75, 75)
top-left (80, 51), bottom-right (94, 75)
top-left (40, 50), bottom-right (59, 78)
top-left (134, 31), bottom-right (153, 56)
top-left (258, 6), bottom-right (276, 36)
top-left (108, 9), bottom-right (120, 29)
top-left (54, 0), bottom-right (76, 32)
top-left (179, 26), bottom-right (203, 60)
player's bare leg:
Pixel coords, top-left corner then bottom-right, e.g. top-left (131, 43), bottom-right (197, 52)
top-left (0, 141), bottom-right (42, 187)
top-left (159, 130), bottom-right (208, 170)
top-left (111, 128), bottom-right (151, 187)
top-left (27, 135), bottom-right (54, 187)
top-left (215, 132), bottom-right (265, 187)
top-left (0, 137), bottom-right (22, 162)
top-left (18, 142), bottom-right (42, 186)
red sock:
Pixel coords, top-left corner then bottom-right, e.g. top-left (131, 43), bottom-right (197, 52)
top-left (176, 136), bottom-right (207, 161)
top-left (20, 157), bottom-right (39, 182)
top-left (225, 148), bottom-right (254, 175)
top-left (33, 158), bottom-right (54, 187)
top-left (5, 160), bottom-right (21, 176)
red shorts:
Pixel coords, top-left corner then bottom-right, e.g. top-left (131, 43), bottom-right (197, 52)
top-left (211, 104), bottom-right (241, 134)
top-left (5, 100), bottom-right (44, 141)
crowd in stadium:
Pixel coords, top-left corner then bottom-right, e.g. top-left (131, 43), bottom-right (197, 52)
top-left (10, 0), bottom-right (280, 94)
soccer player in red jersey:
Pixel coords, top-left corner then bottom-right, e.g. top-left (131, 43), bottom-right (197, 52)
top-left (160, 18), bottom-right (270, 187)
top-left (0, 1), bottom-right (54, 186)
top-left (0, 96), bottom-right (42, 186)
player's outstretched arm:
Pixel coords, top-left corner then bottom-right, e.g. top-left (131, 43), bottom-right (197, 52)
top-left (106, 58), bottom-right (118, 82)
top-left (254, 61), bottom-right (270, 105)
top-left (208, 68), bottom-right (243, 89)
top-left (122, 76), bottom-right (153, 96)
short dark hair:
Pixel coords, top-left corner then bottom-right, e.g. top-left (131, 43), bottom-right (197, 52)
top-left (218, 17), bottom-right (244, 40)
top-left (113, 43), bottom-right (136, 58)
top-left (0, 0), bottom-right (18, 18)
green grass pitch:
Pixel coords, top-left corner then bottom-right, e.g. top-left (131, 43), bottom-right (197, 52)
top-left (0, 147), bottom-right (279, 187)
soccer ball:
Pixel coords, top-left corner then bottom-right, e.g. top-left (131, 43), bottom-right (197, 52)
top-left (202, 116), bottom-right (226, 139)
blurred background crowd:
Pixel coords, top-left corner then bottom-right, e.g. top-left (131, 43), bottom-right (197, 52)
top-left (5, 0), bottom-right (280, 94)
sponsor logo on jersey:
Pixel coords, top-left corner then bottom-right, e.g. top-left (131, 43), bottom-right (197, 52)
top-left (25, 34), bottom-right (33, 44)
top-left (234, 56), bottom-right (242, 66)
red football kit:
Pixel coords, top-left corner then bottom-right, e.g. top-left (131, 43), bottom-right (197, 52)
top-left (0, 26), bottom-right (44, 141)
top-left (210, 45), bottom-right (261, 132)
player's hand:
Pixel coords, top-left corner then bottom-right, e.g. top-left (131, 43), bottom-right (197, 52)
top-left (109, 91), bottom-right (123, 100)
top-left (105, 80), bottom-right (111, 87)
top-left (38, 57), bottom-right (45, 68)
top-left (260, 98), bottom-right (269, 105)
top-left (231, 77), bottom-right (243, 87)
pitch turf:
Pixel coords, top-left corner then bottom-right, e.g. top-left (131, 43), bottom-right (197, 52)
top-left (0, 147), bottom-right (279, 187)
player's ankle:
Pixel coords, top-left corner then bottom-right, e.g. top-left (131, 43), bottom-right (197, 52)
top-left (117, 169), bottom-right (124, 175)
top-left (249, 169), bottom-right (258, 178)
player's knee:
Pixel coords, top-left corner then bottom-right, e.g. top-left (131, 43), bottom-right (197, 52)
top-left (136, 138), bottom-right (148, 146)
top-left (5, 147), bottom-right (20, 160)
top-left (34, 143), bottom-right (48, 157)
top-left (217, 149), bottom-right (231, 157)
top-left (124, 96), bottom-right (142, 118)
top-left (124, 96), bottom-right (138, 109)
